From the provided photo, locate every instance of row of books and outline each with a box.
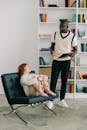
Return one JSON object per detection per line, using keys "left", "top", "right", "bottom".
{"left": 76, "top": 71, "right": 87, "bottom": 79}
{"left": 78, "top": 14, "right": 85, "bottom": 23}
{"left": 39, "top": 56, "right": 46, "bottom": 65}
{"left": 65, "top": 0, "right": 71, "bottom": 7}
{"left": 40, "top": 48, "right": 50, "bottom": 51}
{"left": 66, "top": 83, "right": 87, "bottom": 93}
{"left": 72, "top": 14, "right": 85, "bottom": 23}
{"left": 81, "top": 43, "right": 87, "bottom": 52}
{"left": 66, "top": 84, "right": 74, "bottom": 93}
{"left": 78, "top": 0, "right": 87, "bottom": 8}
{"left": 68, "top": 69, "right": 74, "bottom": 79}
{"left": 39, "top": 0, "right": 87, "bottom": 8}
{"left": 39, "top": 0, "right": 45, "bottom": 7}
{"left": 39, "top": 13, "right": 85, "bottom": 23}
{"left": 39, "top": 13, "right": 47, "bottom": 22}
{"left": 77, "top": 29, "right": 85, "bottom": 37}
{"left": 39, "top": 0, "right": 76, "bottom": 8}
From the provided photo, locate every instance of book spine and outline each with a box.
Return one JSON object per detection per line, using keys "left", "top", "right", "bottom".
{"left": 78, "top": 71, "right": 83, "bottom": 79}
{"left": 42, "top": 0, "right": 45, "bottom": 7}
{"left": 39, "top": 0, "right": 42, "bottom": 7}
{"left": 83, "top": 0, "right": 86, "bottom": 7}
{"left": 78, "top": 14, "right": 80, "bottom": 23}
{"left": 65, "top": 0, "right": 68, "bottom": 7}
{"left": 68, "top": 0, "right": 71, "bottom": 7}
{"left": 78, "top": 0, "right": 80, "bottom": 7}
{"left": 80, "top": 14, "right": 83, "bottom": 23}
{"left": 43, "top": 13, "right": 47, "bottom": 22}
{"left": 70, "top": 84, "right": 74, "bottom": 93}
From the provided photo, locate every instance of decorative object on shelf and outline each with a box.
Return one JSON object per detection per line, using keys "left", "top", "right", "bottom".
{"left": 48, "top": 4, "right": 58, "bottom": 7}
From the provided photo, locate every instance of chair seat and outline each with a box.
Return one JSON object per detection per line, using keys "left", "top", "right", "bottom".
{"left": 10, "top": 93, "right": 58, "bottom": 105}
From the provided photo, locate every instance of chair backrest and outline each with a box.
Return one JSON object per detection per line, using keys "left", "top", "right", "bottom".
{"left": 1, "top": 73, "right": 26, "bottom": 104}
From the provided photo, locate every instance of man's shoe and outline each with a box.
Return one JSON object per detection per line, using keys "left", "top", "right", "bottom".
{"left": 58, "top": 99, "right": 68, "bottom": 108}
{"left": 45, "top": 101, "right": 54, "bottom": 110}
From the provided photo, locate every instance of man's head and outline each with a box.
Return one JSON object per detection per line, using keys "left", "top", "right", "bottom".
{"left": 60, "top": 19, "right": 69, "bottom": 33}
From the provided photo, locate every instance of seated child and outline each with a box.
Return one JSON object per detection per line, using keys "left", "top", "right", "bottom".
{"left": 18, "top": 63, "right": 56, "bottom": 97}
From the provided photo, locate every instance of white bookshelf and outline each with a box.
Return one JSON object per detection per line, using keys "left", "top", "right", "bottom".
{"left": 38, "top": 0, "right": 87, "bottom": 98}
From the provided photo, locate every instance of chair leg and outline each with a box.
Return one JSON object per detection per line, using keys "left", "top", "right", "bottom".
{"left": 10, "top": 105, "right": 28, "bottom": 125}
{"left": 4, "top": 105, "right": 47, "bottom": 126}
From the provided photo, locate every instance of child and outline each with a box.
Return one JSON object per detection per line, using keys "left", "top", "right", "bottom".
{"left": 18, "top": 63, "right": 56, "bottom": 97}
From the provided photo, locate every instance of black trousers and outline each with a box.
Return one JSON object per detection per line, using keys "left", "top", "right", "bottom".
{"left": 50, "top": 60, "right": 71, "bottom": 100}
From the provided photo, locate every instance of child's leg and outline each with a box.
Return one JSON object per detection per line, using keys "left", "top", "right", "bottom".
{"left": 33, "top": 82, "right": 48, "bottom": 97}
{"left": 43, "top": 82, "right": 56, "bottom": 96}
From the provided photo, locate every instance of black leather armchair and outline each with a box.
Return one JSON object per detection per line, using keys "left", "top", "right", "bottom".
{"left": 1, "top": 72, "right": 58, "bottom": 125}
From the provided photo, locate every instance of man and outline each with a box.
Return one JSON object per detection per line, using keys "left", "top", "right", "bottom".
{"left": 47, "top": 19, "right": 77, "bottom": 109}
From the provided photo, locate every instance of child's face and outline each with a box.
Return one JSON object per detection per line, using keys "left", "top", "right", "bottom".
{"left": 24, "top": 64, "right": 31, "bottom": 73}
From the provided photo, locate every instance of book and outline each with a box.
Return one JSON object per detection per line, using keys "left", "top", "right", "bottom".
{"left": 39, "top": 56, "right": 46, "bottom": 65}
{"left": 71, "top": 0, "right": 76, "bottom": 7}
{"left": 42, "top": 0, "right": 45, "bottom": 7}
{"left": 43, "top": 13, "right": 47, "bottom": 22}
{"left": 78, "top": 0, "right": 80, "bottom": 7}
{"left": 65, "top": 0, "right": 68, "bottom": 7}
{"left": 39, "top": 0, "right": 42, "bottom": 7}
{"left": 78, "top": 71, "right": 83, "bottom": 79}
{"left": 70, "top": 84, "right": 74, "bottom": 93}
{"left": 68, "top": 0, "right": 71, "bottom": 7}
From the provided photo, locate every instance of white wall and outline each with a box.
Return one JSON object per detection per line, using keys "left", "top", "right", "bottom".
{"left": 0, "top": 0, "right": 38, "bottom": 93}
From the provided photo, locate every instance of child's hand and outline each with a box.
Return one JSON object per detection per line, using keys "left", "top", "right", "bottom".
{"left": 38, "top": 75, "right": 48, "bottom": 81}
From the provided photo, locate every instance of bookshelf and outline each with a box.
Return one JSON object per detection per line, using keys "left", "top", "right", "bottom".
{"left": 75, "top": 0, "right": 87, "bottom": 98}
{"left": 38, "top": 0, "right": 87, "bottom": 98}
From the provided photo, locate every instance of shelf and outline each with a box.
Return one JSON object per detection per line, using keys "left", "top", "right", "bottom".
{"left": 78, "top": 8, "right": 87, "bottom": 10}
{"left": 76, "top": 79, "right": 87, "bottom": 82}
{"left": 39, "top": 7, "right": 76, "bottom": 10}
{"left": 66, "top": 93, "right": 87, "bottom": 99}
{"left": 39, "top": 22, "right": 76, "bottom": 25}
{"left": 76, "top": 65, "right": 87, "bottom": 68}
{"left": 39, "top": 65, "right": 51, "bottom": 68}
{"left": 78, "top": 23, "right": 87, "bottom": 25}
{"left": 39, "top": 33, "right": 51, "bottom": 39}
{"left": 74, "top": 93, "right": 87, "bottom": 98}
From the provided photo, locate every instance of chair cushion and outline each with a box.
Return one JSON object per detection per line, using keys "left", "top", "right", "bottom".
{"left": 11, "top": 93, "right": 59, "bottom": 104}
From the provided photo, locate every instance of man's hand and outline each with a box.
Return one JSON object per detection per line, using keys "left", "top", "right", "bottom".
{"left": 69, "top": 46, "right": 77, "bottom": 57}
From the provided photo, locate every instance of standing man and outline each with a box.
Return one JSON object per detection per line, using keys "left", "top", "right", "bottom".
{"left": 47, "top": 19, "right": 77, "bottom": 109}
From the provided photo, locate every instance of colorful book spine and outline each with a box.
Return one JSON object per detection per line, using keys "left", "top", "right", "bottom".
{"left": 42, "top": 0, "right": 45, "bottom": 7}
{"left": 39, "top": 0, "right": 42, "bottom": 7}
{"left": 78, "top": 14, "right": 80, "bottom": 23}
{"left": 43, "top": 13, "right": 47, "bottom": 22}
{"left": 78, "top": 0, "right": 80, "bottom": 7}
{"left": 70, "top": 84, "right": 74, "bottom": 93}
{"left": 68, "top": 0, "right": 71, "bottom": 7}
{"left": 78, "top": 71, "right": 83, "bottom": 79}
{"left": 65, "top": 0, "right": 68, "bottom": 7}
{"left": 39, "top": 13, "right": 43, "bottom": 22}
{"left": 83, "top": 0, "right": 86, "bottom": 7}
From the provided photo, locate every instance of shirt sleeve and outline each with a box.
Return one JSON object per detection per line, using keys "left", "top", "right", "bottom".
{"left": 51, "top": 32, "right": 55, "bottom": 42}
{"left": 20, "top": 74, "right": 38, "bottom": 86}
{"left": 72, "top": 36, "right": 77, "bottom": 47}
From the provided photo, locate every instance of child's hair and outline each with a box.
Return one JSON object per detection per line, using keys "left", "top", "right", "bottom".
{"left": 18, "top": 63, "right": 27, "bottom": 75}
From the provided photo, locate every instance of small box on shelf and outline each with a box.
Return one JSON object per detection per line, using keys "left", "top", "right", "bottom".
{"left": 39, "top": 67, "right": 51, "bottom": 77}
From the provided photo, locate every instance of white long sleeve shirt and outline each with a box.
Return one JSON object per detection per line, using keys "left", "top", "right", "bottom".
{"left": 20, "top": 73, "right": 38, "bottom": 96}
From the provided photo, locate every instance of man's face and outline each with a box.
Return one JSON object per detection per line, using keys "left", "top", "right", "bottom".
{"left": 60, "top": 22, "right": 68, "bottom": 33}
